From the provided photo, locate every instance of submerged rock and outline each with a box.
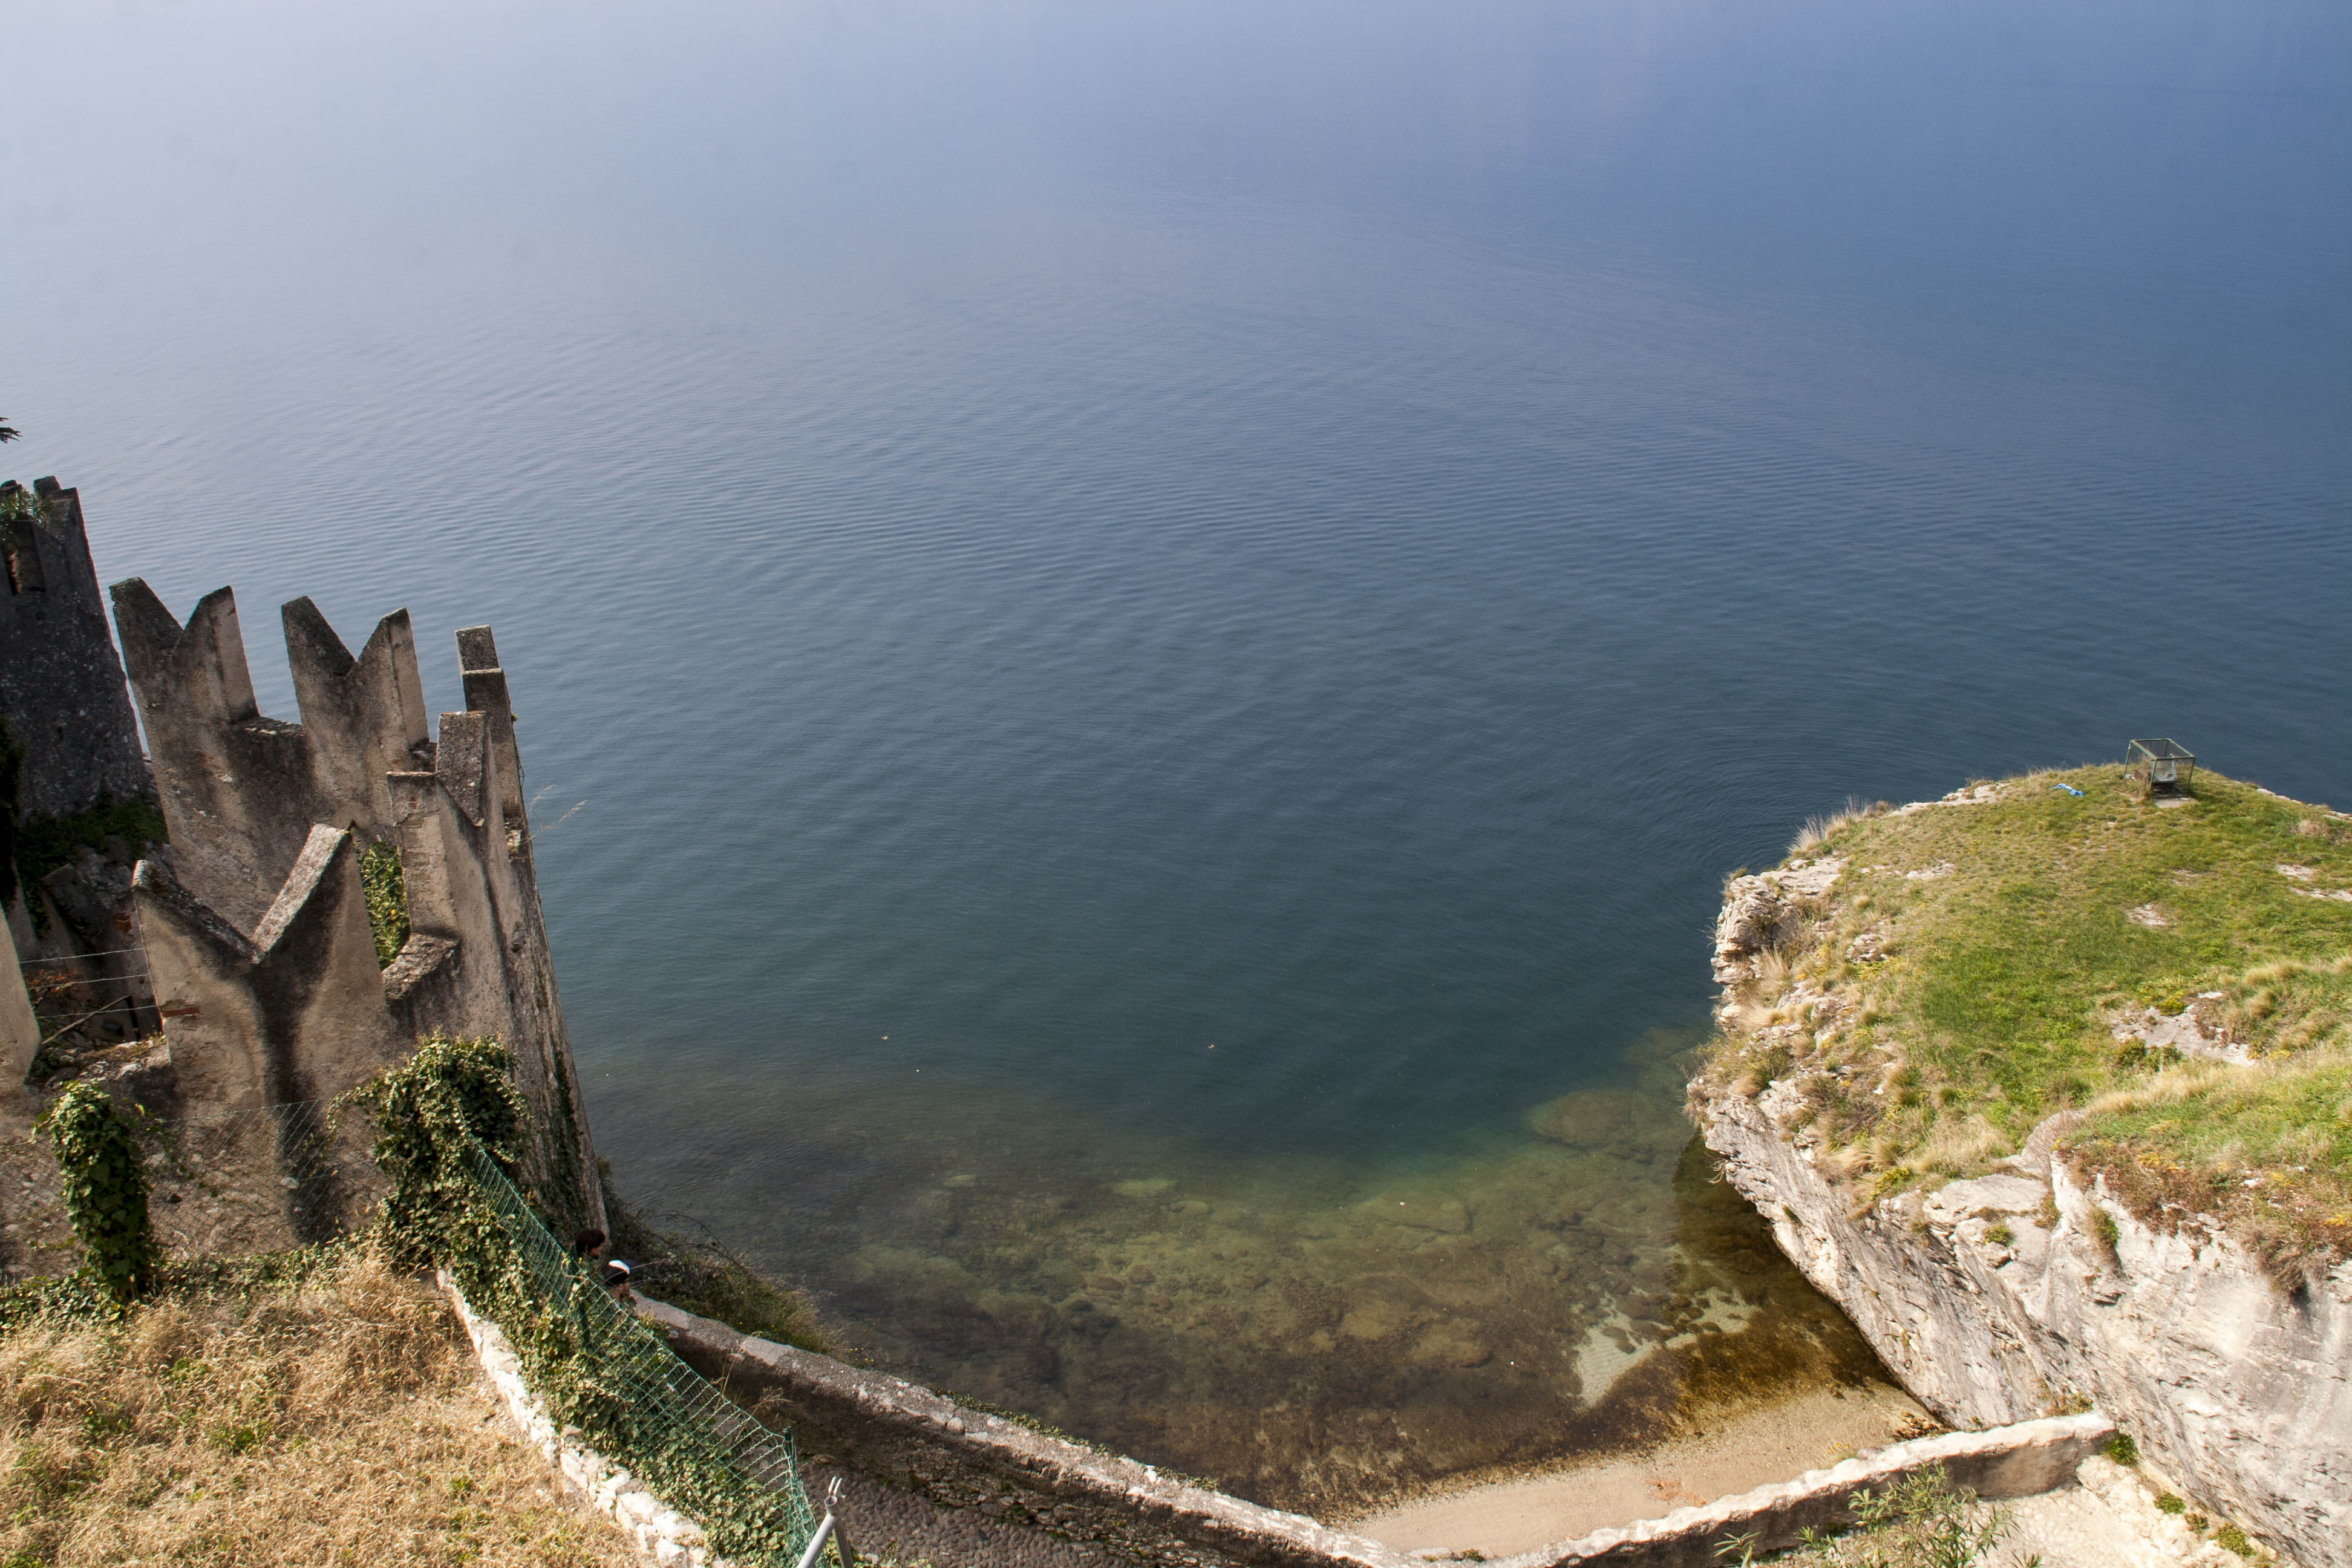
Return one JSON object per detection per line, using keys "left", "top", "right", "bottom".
{"left": 749, "top": 1036, "right": 1906, "bottom": 1517}
{"left": 1358, "top": 1194, "right": 1472, "bottom": 1233}
{"left": 1109, "top": 1177, "right": 1174, "bottom": 1199}
{"left": 1526, "top": 1088, "right": 1685, "bottom": 1158}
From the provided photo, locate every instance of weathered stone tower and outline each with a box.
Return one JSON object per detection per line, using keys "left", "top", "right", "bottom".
{"left": 0, "top": 479, "right": 154, "bottom": 820}
{"left": 108, "top": 579, "right": 604, "bottom": 1232}
{"left": 1, "top": 478, "right": 160, "bottom": 1097}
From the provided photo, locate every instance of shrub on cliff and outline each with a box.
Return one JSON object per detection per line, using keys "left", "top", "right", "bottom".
{"left": 1775, "top": 1465, "right": 2013, "bottom": 1568}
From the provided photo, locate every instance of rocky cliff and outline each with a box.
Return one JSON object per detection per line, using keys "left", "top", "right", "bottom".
{"left": 1691, "top": 779, "right": 2351, "bottom": 1568}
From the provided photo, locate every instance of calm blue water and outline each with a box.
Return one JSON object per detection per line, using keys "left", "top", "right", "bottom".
{"left": 7, "top": 0, "right": 2350, "bottom": 1507}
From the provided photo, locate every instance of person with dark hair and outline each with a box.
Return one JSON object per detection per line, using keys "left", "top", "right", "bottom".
{"left": 572, "top": 1227, "right": 607, "bottom": 1259}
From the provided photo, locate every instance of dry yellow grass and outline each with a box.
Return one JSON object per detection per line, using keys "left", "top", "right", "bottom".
{"left": 0, "top": 1252, "right": 635, "bottom": 1567}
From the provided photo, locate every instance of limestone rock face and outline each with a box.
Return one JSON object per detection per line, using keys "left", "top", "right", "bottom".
{"left": 1712, "top": 858, "right": 1843, "bottom": 985}
{"left": 1695, "top": 1030, "right": 2352, "bottom": 1568}
{"left": 1697, "top": 785, "right": 2352, "bottom": 1568}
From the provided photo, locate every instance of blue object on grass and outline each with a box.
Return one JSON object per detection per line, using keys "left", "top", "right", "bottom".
{"left": 2052, "top": 782, "right": 2083, "bottom": 796}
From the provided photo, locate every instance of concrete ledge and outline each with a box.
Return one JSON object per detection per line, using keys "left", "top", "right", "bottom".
{"left": 638, "top": 1297, "right": 2108, "bottom": 1568}
{"left": 1497, "top": 1415, "right": 2115, "bottom": 1568}
{"left": 638, "top": 1295, "right": 1416, "bottom": 1568}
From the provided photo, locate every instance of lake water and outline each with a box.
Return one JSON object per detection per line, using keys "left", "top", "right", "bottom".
{"left": 7, "top": 0, "right": 2350, "bottom": 1514}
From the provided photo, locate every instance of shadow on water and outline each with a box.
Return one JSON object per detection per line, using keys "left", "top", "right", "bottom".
{"left": 636, "top": 1030, "right": 1900, "bottom": 1516}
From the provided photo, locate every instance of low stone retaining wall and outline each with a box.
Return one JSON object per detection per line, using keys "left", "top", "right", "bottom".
{"left": 1492, "top": 1416, "right": 2114, "bottom": 1568}
{"left": 639, "top": 1296, "right": 1407, "bottom": 1568}
{"left": 439, "top": 1273, "right": 723, "bottom": 1567}
{"left": 638, "top": 1296, "right": 2109, "bottom": 1568}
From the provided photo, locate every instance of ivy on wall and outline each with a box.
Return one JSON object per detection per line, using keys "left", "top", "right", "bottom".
{"left": 343, "top": 1033, "right": 529, "bottom": 1267}
{"left": 343, "top": 1036, "right": 819, "bottom": 1566}
{"left": 359, "top": 839, "right": 411, "bottom": 969}
{"left": 6, "top": 1039, "right": 820, "bottom": 1563}
{"left": 40, "top": 1082, "right": 157, "bottom": 1310}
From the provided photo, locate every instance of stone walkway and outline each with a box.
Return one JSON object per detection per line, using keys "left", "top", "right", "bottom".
{"left": 1351, "top": 1382, "right": 1931, "bottom": 1557}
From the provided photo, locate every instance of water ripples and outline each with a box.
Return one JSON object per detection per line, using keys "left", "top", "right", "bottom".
{"left": 8, "top": 0, "right": 2349, "bottom": 1504}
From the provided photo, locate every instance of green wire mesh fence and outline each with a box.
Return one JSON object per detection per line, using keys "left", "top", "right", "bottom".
{"left": 455, "top": 1137, "right": 823, "bottom": 1563}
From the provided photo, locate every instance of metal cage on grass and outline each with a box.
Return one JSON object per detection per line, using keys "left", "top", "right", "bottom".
{"left": 2127, "top": 737, "right": 2195, "bottom": 789}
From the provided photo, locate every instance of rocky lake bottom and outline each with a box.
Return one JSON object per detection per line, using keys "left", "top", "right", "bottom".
{"left": 703, "top": 1038, "right": 1909, "bottom": 1515}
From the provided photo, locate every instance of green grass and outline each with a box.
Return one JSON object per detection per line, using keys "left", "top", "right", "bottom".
{"left": 1705, "top": 765, "right": 2352, "bottom": 1277}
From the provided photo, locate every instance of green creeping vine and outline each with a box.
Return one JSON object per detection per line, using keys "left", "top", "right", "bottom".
{"left": 360, "top": 838, "right": 410, "bottom": 969}
{"left": 8, "top": 1038, "right": 818, "bottom": 1563}
{"left": 345, "top": 1035, "right": 819, "bottom": 1566}
{"left": 39, "top": 1082, "right": 157, "bottom": 1311}
{"left": 344, "top": 1032, "right": 531, "bottom": 1270}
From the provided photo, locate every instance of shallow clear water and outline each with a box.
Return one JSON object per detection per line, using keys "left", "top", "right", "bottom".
{"left": 6, "top": 0, "right": 2350, "bottom": 1511}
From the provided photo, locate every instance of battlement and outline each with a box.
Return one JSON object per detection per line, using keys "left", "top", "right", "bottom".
{"left": 7, "top": 486, "right": 601, "bottom": 1230}
{"left": 135, "top": 825, "right": 405, "bottom": 1118}
{"left": 282, "top": 595, "right": 433, "bottom": 831}
{"left": 109, "top": 581, "right": 473, "bottom": 932}
{"left": 100, "top": 572, "right": 600, "bottom": 1232}
{"left": 454, "top": 624, "right": 524, "bottom": 824}
{"left": 113, "top": 582, "right": 263, "bottom": 729}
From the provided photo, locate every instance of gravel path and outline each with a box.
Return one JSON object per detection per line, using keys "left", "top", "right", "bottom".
{"left": 806, "top": 1466, "right": 1132, "bottom": 1568}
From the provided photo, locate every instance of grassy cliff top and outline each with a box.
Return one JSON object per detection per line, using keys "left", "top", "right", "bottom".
{"left": 1700, "top": 763, "right": 2352, "bottom": 1281}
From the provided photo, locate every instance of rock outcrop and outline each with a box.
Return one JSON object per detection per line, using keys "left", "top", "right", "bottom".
{"left": 1695, "top": 846, "right": 2352, "bottom": 1568}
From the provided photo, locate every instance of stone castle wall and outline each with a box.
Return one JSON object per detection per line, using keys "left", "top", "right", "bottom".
{"left": 108, "top": 575, "right": 604, "bottom": 1233}
{"left": 0, "top": 479, "right": 154, "bottom": 819}
{"left": 0, "top": 473, "right": 601, "bottom": 1249}
{"left": 0, "top": 479, "right": 158, "bottom": 1109}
